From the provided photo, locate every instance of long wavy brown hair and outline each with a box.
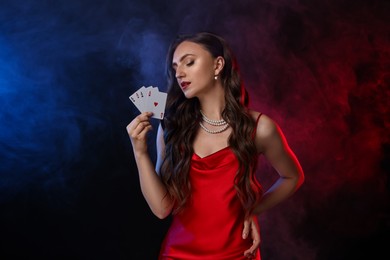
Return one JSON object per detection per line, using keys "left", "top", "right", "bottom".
{"left": 160, "top": 32, "right": 263, "bottom": 218}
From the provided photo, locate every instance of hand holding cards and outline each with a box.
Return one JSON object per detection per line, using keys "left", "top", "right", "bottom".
{"left": 129, "top": 86, "right": 167, "bottom": 120}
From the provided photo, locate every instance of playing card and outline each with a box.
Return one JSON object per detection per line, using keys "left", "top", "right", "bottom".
{"left": 148, "top": 90, "right": 167, "bottom": 120}
{"left": 144, "top": 86, "right": 158, "bottom": 112}
{"left": 129, "top": 85, "right": 167, "bottom": 120}
{"left": 129, "top": 86, "right": 146, "bottom": 112}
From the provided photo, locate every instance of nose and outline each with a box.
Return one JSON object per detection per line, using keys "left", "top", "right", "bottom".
{"left": 175, "top": 67, "right": 185, "bottom": 79}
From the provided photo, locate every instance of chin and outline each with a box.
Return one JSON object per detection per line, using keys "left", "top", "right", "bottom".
{"left": 183, "top": 90, "right": 195, "bottom": 99}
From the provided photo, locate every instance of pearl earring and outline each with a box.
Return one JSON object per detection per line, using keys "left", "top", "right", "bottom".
{"left": 214, "top": 75, "right": 218, "bottom": 80}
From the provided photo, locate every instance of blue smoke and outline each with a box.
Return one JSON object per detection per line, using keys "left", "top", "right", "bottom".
{"left": 0, "top": 3, "right": 96, "bottom": 202}
{"left": 0, "top": 1, "right": 169, "bottom": 257}
{"left": 0, "top": 0, "right": 170, "bottom": 202}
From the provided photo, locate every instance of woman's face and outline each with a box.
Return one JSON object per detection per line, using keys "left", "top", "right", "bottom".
{"left": 172, "top": 41, "right": 217, "bottom": 99}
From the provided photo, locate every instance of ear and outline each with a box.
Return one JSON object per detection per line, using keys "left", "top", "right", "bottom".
{"left": 214, "top": 56, "right": 225, "bottom": 76}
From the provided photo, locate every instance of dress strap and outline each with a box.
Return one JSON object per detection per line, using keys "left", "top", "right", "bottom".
{"left": 251, "top": 112, "right": 263, "bottom": 139}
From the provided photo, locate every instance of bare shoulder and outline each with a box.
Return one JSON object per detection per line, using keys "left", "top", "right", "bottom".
{"left": 249, "top": 110, "right": 281, "bottom": 153}
{"left": 249, "top": 110, "right": 278, "bottom": 137}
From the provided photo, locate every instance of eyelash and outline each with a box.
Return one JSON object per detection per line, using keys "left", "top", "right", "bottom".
{"left": 172, "top": 60, "right": 194, "bottom": 71}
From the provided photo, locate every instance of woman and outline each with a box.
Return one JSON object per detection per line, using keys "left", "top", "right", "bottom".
{"left": 127, "top": 32, "right": 304, "bottom": 259}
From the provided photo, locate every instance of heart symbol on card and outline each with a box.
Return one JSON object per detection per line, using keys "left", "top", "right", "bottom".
{"left": 154, "top": 102, "right": 158, "bottom": 107}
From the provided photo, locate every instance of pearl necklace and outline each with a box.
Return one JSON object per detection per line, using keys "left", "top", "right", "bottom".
{"left": 200, "top": 110, "right": 227, "bottom": 126}
{"left": 199, "top": 121, "right": 229, "bottom": 134}
{"left": 199, "top": 110, "right": 229, "bottom": 134}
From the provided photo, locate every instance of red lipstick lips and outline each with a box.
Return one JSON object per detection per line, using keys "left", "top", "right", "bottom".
{"left": 180, "top": 81, "right": 190, "bottom": 90}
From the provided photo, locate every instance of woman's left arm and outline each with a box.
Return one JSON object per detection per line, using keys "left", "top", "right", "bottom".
{"left": 253, "top": 113, "right": 305, "bottom": 215}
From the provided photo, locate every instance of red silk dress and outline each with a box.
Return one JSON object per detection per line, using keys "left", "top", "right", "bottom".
{"left": 159, "top": 115, "right": 262, "bottom": 260}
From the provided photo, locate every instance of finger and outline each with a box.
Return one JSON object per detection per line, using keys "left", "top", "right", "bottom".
{"left": 127, "top": 113, "right": 153, "bottom": 135}
{"left": 251, "top": 236, "right": 260, "bottom": 248}
{"left": 242, "top": 218, "right": 250, "bottom": 239}
{"left": 132, "top": 122, "right": 152, "bottom": 139}
{"left": 127, "top": 119, "right": 150, "bottom": 134}
{"left": 243, "top": 217, "right": 261, "bottom": 258}
{"left": 243, "top": 238, "right": 259, "bottom": 256}
{"left": 245, "top": 240, "right": 259, "bottom": 253}
{"left": 251, "top": 230, "right": 260, "bottom": 243}
{"left": 138, "top": 111, "right": 153, "bottom": 121}
{"left": 250, "top": 219, "right": 261, "bottom": 244}
{"left": 243, "top": 248, "right": 257, "bottom": 259}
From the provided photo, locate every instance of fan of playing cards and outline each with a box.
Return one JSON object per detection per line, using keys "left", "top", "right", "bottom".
{"left": 129, "top": 86, "right": 168, "bottom": 120}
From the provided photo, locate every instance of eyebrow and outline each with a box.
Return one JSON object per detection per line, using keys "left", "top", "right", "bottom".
{"left": 172, "top": 54, "right": 195, "bottom": 67}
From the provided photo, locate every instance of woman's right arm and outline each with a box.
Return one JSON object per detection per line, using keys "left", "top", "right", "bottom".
{"left": 126, "top": 112, "right": 173, "bottom": 219}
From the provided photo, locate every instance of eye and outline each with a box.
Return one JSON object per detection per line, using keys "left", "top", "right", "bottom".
{"left": 186, "top": 60, "right": 194, "bottom": 66}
